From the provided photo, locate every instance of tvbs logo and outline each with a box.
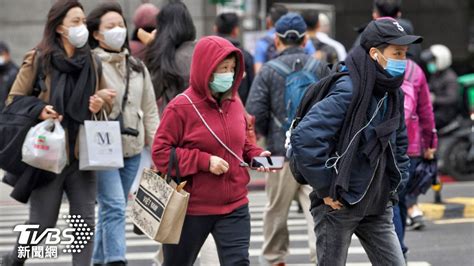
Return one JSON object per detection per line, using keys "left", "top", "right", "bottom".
{"left": 13, "top": 215, "right": 94, "bottom": 258}
{"left": 14, "top": 225, "right": 74, "bottom": 245}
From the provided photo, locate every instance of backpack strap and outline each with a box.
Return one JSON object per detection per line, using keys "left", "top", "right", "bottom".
{"left": 266, "top": 60, "right": 290, "bottom": 129}
{"left": 93, "top": 54, "right": 103, "bottom": 82}
{"left": 292, "top": 68, "right": 349, "bottom": 130}
{"left": 302, "top": 57, "right": 320, "bottom": 73}
{"left": 31, "top": 49, "right": 47, "bottom": 97}
{"left": 266, "top": 60, "right": 292, "bottom": 78}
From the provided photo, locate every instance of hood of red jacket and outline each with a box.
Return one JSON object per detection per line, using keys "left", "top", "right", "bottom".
{"left": 189, "top": 36, "right": 244, "bottom": 102}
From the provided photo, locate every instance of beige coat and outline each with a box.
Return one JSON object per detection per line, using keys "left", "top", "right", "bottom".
{"left": 93, "top": 47, "right": 159, "bottom": 157}
{"left": 7, "top": 49, "right": 112, "bottom": 159}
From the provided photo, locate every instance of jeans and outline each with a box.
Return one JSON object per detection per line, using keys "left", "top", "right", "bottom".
{"left": 393, "top": 157, "right": 422, "bottom": 255}
{"left": 92, "top": 154, "right": 141, "bottom": 264}
{"left": 312, "top": 202, "right": 405, "bottom": 266}
{"left": 404, "top": 157, "right": 423, "bottom": 207}
{"left": 162, "top": 204, "right": 251, "bottom": 266}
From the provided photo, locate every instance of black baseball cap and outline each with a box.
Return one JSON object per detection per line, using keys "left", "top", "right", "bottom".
{"left": 0, "top": 42, "right": 9, "bottom": 53}
{"left": 360, "top": 18, "right": 423, "bottom": 51}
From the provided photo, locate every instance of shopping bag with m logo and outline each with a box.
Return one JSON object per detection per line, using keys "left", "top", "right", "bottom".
{"left": 79, "top": 112, "right": 124, "bottom": 170}
{"left": 130, "top": 148, "right": 189, "bottom": 244}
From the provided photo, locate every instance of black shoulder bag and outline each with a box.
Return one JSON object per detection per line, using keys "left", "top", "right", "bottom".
{"left": 117, "top": 55, "right": 139, "bottom": 137}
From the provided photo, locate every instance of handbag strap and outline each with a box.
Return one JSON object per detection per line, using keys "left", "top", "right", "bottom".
{"left": 167, "top": 147, "right": 181, "bottom": 184}
{"left": 121, "top": 55, "right": 131, "bottom": 112}
{"left": 91, "top": 109, "right": 109, "bottom": 121}
{"left": 179, "top": 93, "right": 249, "bottom": 167}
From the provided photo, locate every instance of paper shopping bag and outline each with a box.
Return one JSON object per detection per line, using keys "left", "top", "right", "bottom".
{"left": 79, "top": 119, "right": 124, "bottom": 170}
{"left": 130, "top": 148, "right": 189, "bottom": 244}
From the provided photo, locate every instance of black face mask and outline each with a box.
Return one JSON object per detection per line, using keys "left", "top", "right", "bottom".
{"left": 0, "top": 63, "right": 9, "bottom": 72}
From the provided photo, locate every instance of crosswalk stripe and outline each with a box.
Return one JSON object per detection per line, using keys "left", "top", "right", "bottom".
{"left": 2, "top": 223, "right": 311, "bottom": 232}
{"left": 289, "top": 264, "right": 431, "bottom": 266}
{"left": 0, "top": 224, "right": 315, "bottom": 236}
{"left": 248, "top": 247, "right": 366, "bottom": 256}
{"left": 0, "top": 212, "right": 305, "bottom": 223}
{"left": 0, "top": 246, "right": 365, "bottom": 257}
{"left": 0, "top": 229, "right": 13, "bottom": 235}
{"left": 0, "top": 217, "right": 310, "bottom": 227}
{"left": 0, "top": 237, "right": 16, "bottom": 243}
{"left": 251, "top": 224, "right": 309, "bottom": 233}
{"left": 13, "top": 252, "right": 157, "bottom": 264}
{"left": 251, "top": 219, "right": 307, "bottom": 227}
{"left": 0, "top": 234, "right": 361, "bottom": 247}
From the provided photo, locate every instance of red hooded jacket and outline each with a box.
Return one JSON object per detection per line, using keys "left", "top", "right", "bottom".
{"left": 152, "top": 36, "right": 264, "bottom": 215}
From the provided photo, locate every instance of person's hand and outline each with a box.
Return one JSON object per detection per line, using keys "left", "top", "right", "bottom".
{"left": 209, "top": 155, "right": 229, "bottom": 175}
{"left": 89, "top": 95, "right": 105, "bottom": 114}
{"left": 95, "top": 89, "right": 117, "bottom": 105}
{"left": 255, "top": 151, "right": 277, "bottom": 173}
{"left": 323, "top": 197, "right": 344, "bottom": 210}
{"left": 39, "top": 105, "right": 63, "bottom": 121}
{"left": 137, "top": 28, "right": 156, "bottom": 45}
{"left": 424, "top": 148, "right": 436, "bottom": 160}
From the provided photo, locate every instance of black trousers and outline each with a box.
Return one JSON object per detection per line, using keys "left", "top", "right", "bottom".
{"left": 12, "top": 161, "right": 96, "bottom": 266}
{"left": 162, "top": 204, "right": 251, "bottom": 266}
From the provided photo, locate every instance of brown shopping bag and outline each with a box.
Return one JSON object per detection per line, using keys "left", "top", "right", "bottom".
{"left": 130, "top": 148, "right": 189, "bottom": 244}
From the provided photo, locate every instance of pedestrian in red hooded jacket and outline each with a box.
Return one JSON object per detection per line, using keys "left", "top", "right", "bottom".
{"left": 152, "top": 36, "right": 270, "bottom": 266}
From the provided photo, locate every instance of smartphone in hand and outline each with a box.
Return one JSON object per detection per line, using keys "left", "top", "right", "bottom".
{"left": 250, "top": 156, "right": 285, "bottom": 170}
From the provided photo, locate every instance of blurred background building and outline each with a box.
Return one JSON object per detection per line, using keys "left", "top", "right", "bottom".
{"left": 0, "top": 0, "right": 217, "bottom": 63}
{"left": 0, "top": 0, "right": 473, "bottom": 74}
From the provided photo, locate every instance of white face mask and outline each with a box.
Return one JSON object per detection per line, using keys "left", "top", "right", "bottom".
{"left": 66, "top": 24, "right": 89, "bottom": 48}
{"left": 101, "top": 26, "right": 127, "bottom": 51}
{"left": 0, "top": 56, "right": 5, "bottom": 66}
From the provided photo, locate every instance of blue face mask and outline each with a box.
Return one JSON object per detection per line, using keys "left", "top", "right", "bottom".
{"left": 209, "top": 72, "right": 234, "bottom": 93}
{"left": 377, "top": 52, "right": 407, "bottom": 77}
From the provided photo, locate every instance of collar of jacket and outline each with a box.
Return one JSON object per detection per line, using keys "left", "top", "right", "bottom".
{"left": 279, "top": 46, "right": 306, "bottom": 57}
{"left": 0, "top": 62, "right": 17, "bottom": 73}
{"left": 93, "top": 47, "right": 129, "bottom": 64}
{"left": 216, "top": 34, "right": 241, "bottom": 47}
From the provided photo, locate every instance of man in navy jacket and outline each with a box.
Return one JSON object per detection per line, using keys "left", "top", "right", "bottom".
{"left": 291, "top": 18, "right": 420, "bottom": 265}
{"left": 247, "top": 13, "right": 329, "bottom": 265}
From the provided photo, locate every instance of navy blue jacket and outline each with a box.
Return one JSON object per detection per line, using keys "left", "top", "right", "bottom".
{"left": 291, "top": 74, "right": 410, "bottom": 205}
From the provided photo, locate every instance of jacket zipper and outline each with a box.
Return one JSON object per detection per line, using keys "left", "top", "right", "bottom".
{"left": 218, "top": 105, "right": 231, "bottom": 203}
{"left": 348, "top": 93, "right": 389, "bottom": 205}
{"left": 349, "top": 158, "right": 380, "bottom": 205}
{"left": 388, "top": 141, "right": 403, "bottom": 195}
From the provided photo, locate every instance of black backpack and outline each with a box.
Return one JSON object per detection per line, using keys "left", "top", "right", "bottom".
{"left": 310, "top": 37, "right": 339, "bottom": 65}
{"left": 287, "top": 63, "right": 349, "bottom": 184}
